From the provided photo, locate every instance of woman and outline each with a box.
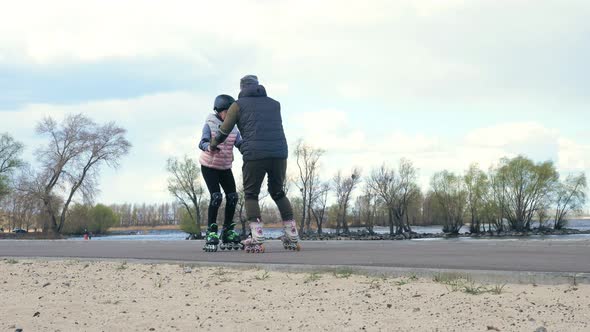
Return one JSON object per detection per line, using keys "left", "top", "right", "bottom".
{"left": 198, "top": 94, "right": 242, "bottom": 252}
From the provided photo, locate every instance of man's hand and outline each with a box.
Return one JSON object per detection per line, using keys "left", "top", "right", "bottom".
{"left": 208, "top": 145, "right": 220, "bottom": 152}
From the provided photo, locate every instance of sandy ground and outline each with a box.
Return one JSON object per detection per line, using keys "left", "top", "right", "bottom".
{"left": 1, "top": 259, "right": 589, "bottom": 332}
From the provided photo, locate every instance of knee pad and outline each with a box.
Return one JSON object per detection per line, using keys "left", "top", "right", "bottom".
{"left": 271, "top": 190, "right": 286, "bottom": 201}
{"left": 209, "top": 192, "right": 223, "bottom": 207}
{"left": 226, "top": 192, "right": 239, "bottom": 206}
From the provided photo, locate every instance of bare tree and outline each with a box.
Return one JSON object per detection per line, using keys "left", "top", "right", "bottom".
{"left": 167, "top": 155, "right": 206, "bottom": 239}
{"left": 311, "top": 182, "right": 330, "bottom": 234}
{"left": 359, "top": 183, "right": 378, "bottom": 234}
{"left": 368, "top": 159, "right": 419, "bottom": 235}
{"left": 333, "top": 172, "right": 345, "bottom": 234}
{"left": 0, "top": 133, "right": 24, "bottom": 199}
{"left": 294, "top": 140, "right": 324, "bottom": 234}
{"left": 397, "top": 159, "right": 420, "bottom": 233}
{"left": 34, "top": 114, "right": 131, "bottom": 233}
{"left": 236, "top": 181, "right": 248, "bottom": 236}
{"left": 369, "top": 165, "right": 400, "bottom": 235}
{"left": 554, "top": 173, "right": 587, "bottom": 229}
{"left": 487, "top": 167, "right": 508, "bottom": 232}
{"left": 492, "top": 156, "right": 558, "bottom": 231}
{"left": 431, "top": 170, "right": 467, "bottom": 234}
{"left": 5, "top": 171, "right": 43, "bottom": 231}
{"left": 464, "top": 163, "right": 489, "bottom": 233}
{"left": 333, "top": 168, "right": 361, "bottom": 235}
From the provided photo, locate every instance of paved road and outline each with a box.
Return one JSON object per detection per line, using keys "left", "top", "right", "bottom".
{"left": 2, "top": 238, "right": 590, "bottom": 273}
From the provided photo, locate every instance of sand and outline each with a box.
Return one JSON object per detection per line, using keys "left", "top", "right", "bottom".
{"left": 1, "top": 259, "right": 589, "bottom": 332}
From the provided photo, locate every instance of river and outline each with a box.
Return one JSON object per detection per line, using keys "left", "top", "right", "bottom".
{"left": 70, "top": 219, "right": 590, "bottom": 241}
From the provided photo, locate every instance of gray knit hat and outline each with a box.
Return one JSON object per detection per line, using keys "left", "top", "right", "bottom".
{"left": 240, "top": 75, "right": 259, "bottom": 89}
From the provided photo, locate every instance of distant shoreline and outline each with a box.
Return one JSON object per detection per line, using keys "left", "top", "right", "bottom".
{"left": 2, "top": 218, "right": 588, "bottom": 240}
{"left": 108, "top": 222, "right": 289, "bottom": 233}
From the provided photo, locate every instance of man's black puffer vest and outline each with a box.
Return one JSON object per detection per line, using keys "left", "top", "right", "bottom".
{"left": 236, "top": 85, "right": 288, "bottom": 161}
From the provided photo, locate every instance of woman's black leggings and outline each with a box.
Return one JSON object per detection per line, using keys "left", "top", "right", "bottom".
{"left": 201, "top": 165, "right": 238, "bottom": 229}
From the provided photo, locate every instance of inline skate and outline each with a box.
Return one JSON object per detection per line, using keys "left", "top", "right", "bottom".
{"left": 280, "top": 219, "right": 301, "bottom": 251}
{"left": 242, "top": 219, "right": 265, "bottom": 253}
{"left": 219, "top": 223, "right": 244, "bottom": 251}
{"left": 203, "top": 223, "right": 220, "bottom": 252}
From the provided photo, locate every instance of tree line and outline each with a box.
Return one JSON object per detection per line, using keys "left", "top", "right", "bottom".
{"left": 165, "top": 140, "right": 587, "bottom": 237}
{"left": 1, "top": 115, "right": 587, "bottom": 236}
{"left": 291, "top": 141, "right": 587, "bottom": 235}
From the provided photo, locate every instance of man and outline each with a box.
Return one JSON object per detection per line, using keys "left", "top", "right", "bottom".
{"left": 210, "top": 75, "right": 300, "bottom": 253}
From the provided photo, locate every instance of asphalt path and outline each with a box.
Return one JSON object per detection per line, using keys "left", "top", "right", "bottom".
{"left": 1, "top": 238, "right": 590, "bottom": 273}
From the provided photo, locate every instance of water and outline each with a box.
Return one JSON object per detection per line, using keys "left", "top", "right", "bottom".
{"left": 78, "top": 229, "right": 188, "bottom": 241}
{"left": 558, "top": 219, "right": 590, "bottom": 231}
{"left": 71, "top": 219, "right": 590, "bottom": 241}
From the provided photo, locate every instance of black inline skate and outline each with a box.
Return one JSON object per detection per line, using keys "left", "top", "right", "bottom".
{"left": 219, "top": 223, "right": 244, "bottom": 251}
{"left": 203, "top": 223, "right": 220, "bottom": 252}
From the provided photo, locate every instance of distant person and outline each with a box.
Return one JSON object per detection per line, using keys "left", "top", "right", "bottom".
{"left": 198, "top": 94, "right": 243, "bottom": 252}
{"left": 210, "top": 75, "right": 300, "bottom": 253}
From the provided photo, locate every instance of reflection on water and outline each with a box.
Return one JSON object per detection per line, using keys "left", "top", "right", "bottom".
{"left": 71, "top": 219, "right": 590, "bottom": 241}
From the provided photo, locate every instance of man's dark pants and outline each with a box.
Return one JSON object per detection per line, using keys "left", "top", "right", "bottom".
{"left": 242, "top": 158, "right": 294, "bottom": 222}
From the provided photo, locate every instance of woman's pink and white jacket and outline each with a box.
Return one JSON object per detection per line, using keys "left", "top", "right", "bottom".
{"left": 198, "top": 113, "right": 242, "bottom": 170}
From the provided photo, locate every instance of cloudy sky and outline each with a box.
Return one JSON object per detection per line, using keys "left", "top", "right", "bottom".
{"left": 1, "top": 0, "right": 589, "bottom": 209}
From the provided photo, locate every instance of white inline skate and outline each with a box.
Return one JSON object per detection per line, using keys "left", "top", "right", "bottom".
{"left": 241, "top": 219, "right": 265, "bottom": 253}
{"left": 280, "top": 220, "right": 301, "bottom": 251}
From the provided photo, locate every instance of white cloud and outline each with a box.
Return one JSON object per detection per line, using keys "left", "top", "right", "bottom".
{"left": 465, "top": 122, "right": 559, "bottom": 148}
{"left": 293, "top": 118, "right": 589, "bottom": 199}
{"left": 559, "top": 138, "right": 590, "bottom": 172}
{"left": 2, "top": 0, "right": 589, "bottom": 207}
{"left": 300, "top": 110, "right": 348, "bottom": 129}
{"left": 463, "top": 122, "right": 561, "bottom": 165}
{"left": 297, "top": 109, "right": 440, "bottom": 155}
{"left": 3, "top": 0, "right": 588, "bottom": 104}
